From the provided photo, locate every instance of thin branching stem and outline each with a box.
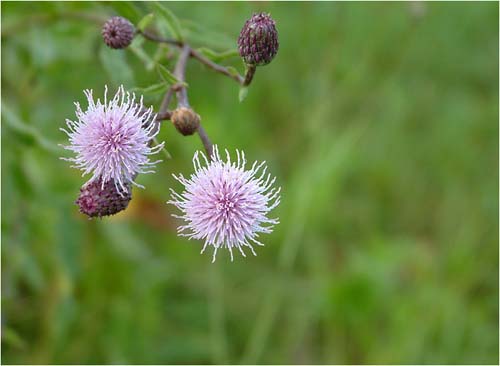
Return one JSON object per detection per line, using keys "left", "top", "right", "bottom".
{"left": 197, "top": 125, "right": 214, "bottom": 159}
{"left": 243, "top": 64, "right": 257, "bottom": 86}
{"left": 190, "top": 48, "right": 245, "bottom": 85}
{"left": 139, "top": 31, "right": 249, "bottom": 87}
{"left": 158, "top": 87, "right": 175, "bottom": 116}
{"left": 138, "top": 30, "right": 183, "bottom": 47}
{"left": 172, "top": 45, "right": 214, "bottom": 159}
{"left": 173, "top": 45, "right": 192, "bottom": 107}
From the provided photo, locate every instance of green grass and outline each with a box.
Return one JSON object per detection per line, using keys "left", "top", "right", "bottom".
{"left": 1, "top": 2, "right": 498, "bottom": 364}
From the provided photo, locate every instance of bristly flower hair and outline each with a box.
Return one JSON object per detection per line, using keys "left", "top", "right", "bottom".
{"left": 168, "top": 146, "right": 281, "bottom": 262}
{"left": 61, "top": 85, "right": 163, "bottom": 193}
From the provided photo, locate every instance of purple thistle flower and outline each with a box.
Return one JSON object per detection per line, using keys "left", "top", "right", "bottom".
{"left": 168, "top": 146, "right": 281, "bottom": 262}
{"left": 61, "top": 85, "right": 164, "bottom": 193}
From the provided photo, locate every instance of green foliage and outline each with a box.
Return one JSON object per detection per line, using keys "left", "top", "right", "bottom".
{"left": 238, "top": 86, "right": 249, "bottom": 103}
{"left": 129, "top": 82, "right": 169, "bottom": 97}
{"left": 106, "top": 2, "right": 142, "bottom": 23}
{"left": 137, "top": 13, "right": 154, "bottom": 33}
{"left": 128, "top": 37, "right": 156, "bottom": 71}
{"left": 98, "top": 44, "right": 135, "bottom": 88}
{"left": 1, "top": 2, "right": 498, "bottom": 365}
{"left": 155, "top": 63, "right": 181, "bottom": 85}
{"left": 151, "top": 2, "right": 183, "bottom": 42}
{"left": 196, "top": 47, "right": 239, "bottom": 63}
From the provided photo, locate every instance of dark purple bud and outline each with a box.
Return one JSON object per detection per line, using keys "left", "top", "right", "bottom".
{"left": 76, "top": 179, "right": 132, "bottom": 218}
{"left": 238, "top": 13, "right": 279, "bottom": 66}
{"left": 102, "top": 16, "right": 135, "bottom": 49}
{"left": 237, "top": 12, "right": 279, "bottom": 66}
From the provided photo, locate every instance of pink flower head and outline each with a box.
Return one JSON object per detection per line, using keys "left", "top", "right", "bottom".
{"left": 61, "top": 85, "right": 163, "bottom": 192}
{"left": 168, "top": 146, "right": 281, "bottom": 262}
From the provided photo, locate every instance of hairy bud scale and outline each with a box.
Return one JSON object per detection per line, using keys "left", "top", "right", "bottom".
{"left": 238, "top": 13, "right": 279, "bottom": 66}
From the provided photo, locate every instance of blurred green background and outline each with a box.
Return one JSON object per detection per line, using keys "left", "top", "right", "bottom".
{"left": 1, "top": 2, "right": 498, "bottom": 364}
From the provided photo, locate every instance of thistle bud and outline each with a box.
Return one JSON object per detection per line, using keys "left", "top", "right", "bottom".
{"left": 102, "top": 16, "right": 135, "bottom": 49}
{"left": 238, "top": 13, "right": 279, "bottom": 66}
{"left": 171, "top": 107, "right": 201, "bottom": 136}
{"left": 76, "top": 179, "right": 132, "bottom": 218}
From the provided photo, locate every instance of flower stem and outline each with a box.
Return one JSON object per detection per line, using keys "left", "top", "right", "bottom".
{"left": 173, "top": 45, "right": 191, "bottom": 108}
{"left": 197, "top": 125, "right": 214, "bottom": 159}
{"left": 156, "top": 111, "right": 172, "bottom": 121}
{"left": 137, "top": 30, "right": 183, "bottom": 47}
{"left": 139, "top": 31, "right": 246, "bottom": 86}
{"left": 243, "top": 64, "right": 257, "bottom": 86}
{"left": 151, "top": 88, "right": 173, "bottom": 158}
{"left": 158, "top": 87, "right": 175, "bottom": 117}
{"left": 190, "top": 48, "right": 245, "bottom": 85}
{"left": 173, "top": 45, "right": 214, "bottom": 159}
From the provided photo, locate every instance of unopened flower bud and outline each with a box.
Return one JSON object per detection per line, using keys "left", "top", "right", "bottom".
{"left": 171, "top": 107, "right": 200, "bottom": 136}
{"left": 238, "top": 13, "right": 279, "bottom": 66}
{"left": 76, "top": 179, "right": 132, "bottom": 218}
{"left": 102, "top": 16, "right": 135, "bottom": 49}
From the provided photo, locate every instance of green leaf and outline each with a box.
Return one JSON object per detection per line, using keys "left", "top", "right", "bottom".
{"left": 156, "top": 63, "right": 179, "bottom": 84}
{"left": 196, "top": 47, "right": 239, "bottom": 62}
{"left": 132, "top": 35, "right": 145, "bottom": 47}
{"left": 226, "top": 66, "right": 240, "bottom": 78}
{"left": 1, "top": 327, "right": 27, "bottom": 350}
{"left": 153, "top": 44, "right": 170, "bottom": 64}
{"left": 2, "top": 102, "right": 59, "bottom": 154}
{"left": 181, "top": 18, "right": 234, "bottom": 50}
{"left": 137, "top": 13, "right": 155, "bottom": 32}
{"left": 130, "top": 82, "right": 169, "bottom": 96}
{"left": 239, "top": 87, "right": 249, "bottom": 102}
{"left": 152, "top": 2, "right": 183, "bottom": 41}
{"left": 129, "top": 38, "right": 155, "bottom": 71}
{"left": 107, "top": 2, "right": 142, "bottom": 23}
{"left": 98, "top": 45, "right": 135, "bottom": 88}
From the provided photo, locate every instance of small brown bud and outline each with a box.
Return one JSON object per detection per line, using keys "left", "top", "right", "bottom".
{"left": 171, "top": 107, "right": 201, "bottom": 136}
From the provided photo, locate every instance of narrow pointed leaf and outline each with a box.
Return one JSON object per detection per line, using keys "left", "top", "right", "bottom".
{"left": 107, "top": 2, "right": 142, "bottom": 23}
{"left": 99, "top": 45, "right": 135, "bottom": 87}
{"left": 239, "top": 87, "right": 249, "bottom": 102}
{"left": 196, "top": 47, "right": 239, "bottom": 62}
{"left": 130, "top": 82, "right": 169, "bottom": 96}
{"left": 129, "top": 38, "right": 155, "bottom": 70}
{"left": 156, "top": 63, "right": 179, "bottom": 84}
{"left": 137, "top": 13, "right": 155, "bottom": 32}
{"left": 227, "top": 66, "right": 240, "bottom": 78}
{"left": 152, "top": 2, "right": 183, "bottom": 41}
